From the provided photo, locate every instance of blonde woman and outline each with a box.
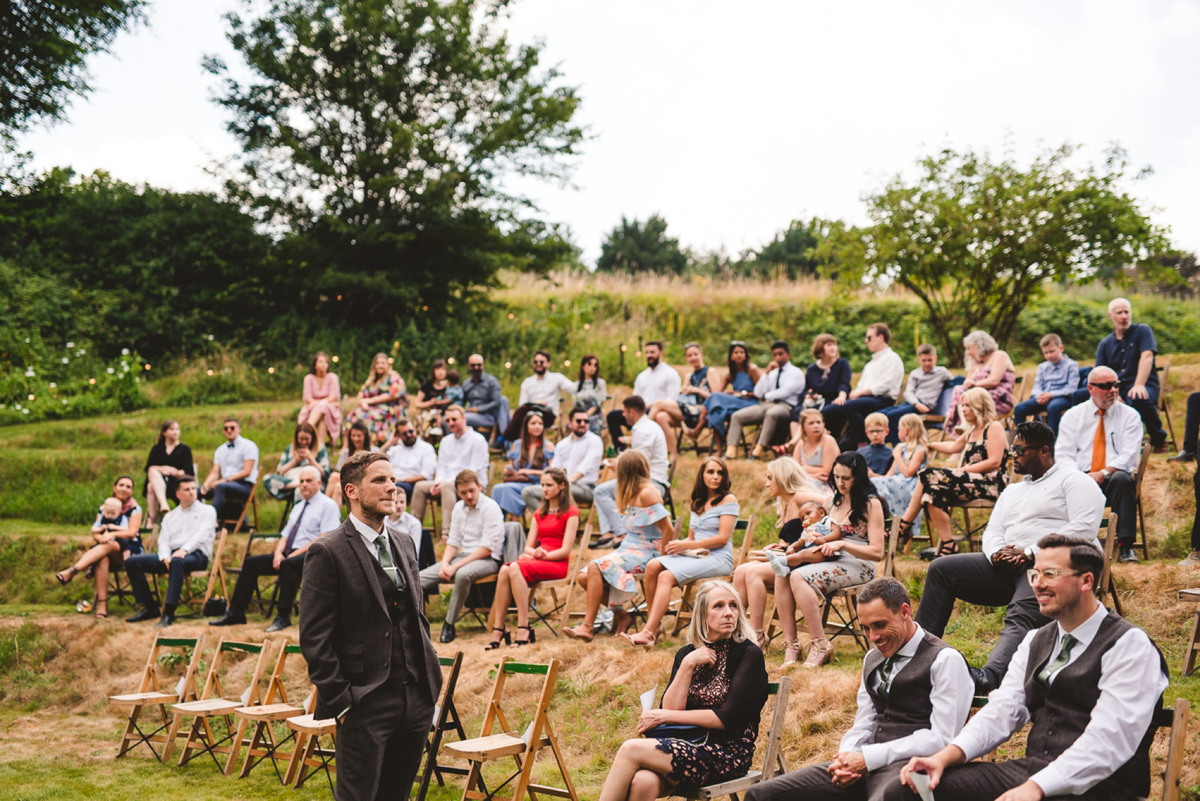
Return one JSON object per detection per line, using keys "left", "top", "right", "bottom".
{"left": 895, "top": 388, "right": 1008, "bottom": 559}
{"left": 564, "top": 451, "right": 672, "bottom": 642}
{"left": 733, "top": 457, "right": 811, "bottom": 648}
{"left": 344, "top": 352, "right": 406, "bottom": 446}
{"left": 598, "top": 581, "right": 768, "bottom": 801}
{"left": 869, "top": 413, "right": 929, "bottom": 540}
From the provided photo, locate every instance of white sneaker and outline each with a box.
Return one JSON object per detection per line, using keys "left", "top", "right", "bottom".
{"left": 1178, "top": 551, "right": 1200, "bottom": 567}
{"left": 769, "top": 553, "right": 790, "bottom": 577}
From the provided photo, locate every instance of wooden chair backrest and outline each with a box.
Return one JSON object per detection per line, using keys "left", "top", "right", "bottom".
{"left": 262, "top": 642, "right": 303, "bottom": 707}
{"left": 1159, "top": 697, "right": 1189, "bottom": 801}
{"left": 883, "top": 514, "right": 902, "bottom": 579}
{"left": 1097, "top": 510, "right": 1117, "bottom": 605}
{"left": 759, "top": 677, "right": 792, "bottom": 782}
{"left": 477, "top": 657, "right": 559, "bottom": 741}
{"left": 1134, "top": 443, "right": 1151, "bottom": 491}
{"left": 137, "top": 634, "right": 204, "bottom": 700}
{"left": 732, "top": 515, "right": 757, "bottom": 568}
{"left": 1158, "top": 362, "right": 1171, "bottom": 412}
{"left": 200, "top": 637, "right": 276, "bottom": 707}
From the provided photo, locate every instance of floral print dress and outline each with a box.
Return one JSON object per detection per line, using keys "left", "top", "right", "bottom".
{"left": 344, "top": 372, "right": 406, "bottom": 445}
{"left": 917, "top": 439, "right": 1007, "bottom": 508}
{"left": 871, "top": 443, "right": 925, "bottom": 537}
{"left": 590, "top": 502, "right": 667, "bottom": 603}
{"left": 789, "top": 512, "right": 877, "bottom": 596}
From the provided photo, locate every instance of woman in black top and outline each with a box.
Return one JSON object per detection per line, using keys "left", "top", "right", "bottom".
{"left": 801, "top": 333, "right": 852, "bottom": 407}
{"left": 143, "top": 419, "right": 193, "bottom": 531}
{"left": 599, "top": 580, "right": 768, "bottom": 800}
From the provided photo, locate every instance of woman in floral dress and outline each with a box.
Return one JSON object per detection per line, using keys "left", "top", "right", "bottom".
{"left": 598, "top": 581, "right": 767, "bottom": 800}
{"left": 774, "top": 451, "right": 887, "bottom": 668}
{"left": 895, "top": 387, "right": 1009, "bottom": 559}
{"left": 944, "top": 330, "right": 1016, "bottom": 430}
{"left": 343, "top": 352, "right": 405, "bottom": 446}
{"left": 564, "top": 450, "right": 673, "bottom": 642}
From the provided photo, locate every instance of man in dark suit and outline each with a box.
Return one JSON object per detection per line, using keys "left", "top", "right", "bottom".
{"left": 300, "top": 451, "right": 442, "bottom": 801}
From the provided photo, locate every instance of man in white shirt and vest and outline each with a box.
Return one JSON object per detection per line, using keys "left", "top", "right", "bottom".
{"left": 210, "top": 465, "right": 342, "bottom": 632}
{"left": 915, "top": 421, "right": 1105, "bottom": 695}
{"left": 410, "top": 406, "right": 490, "bottom": 537}
{"left": 748, "top": 578, "right": 972, "bottom": 801}
{"left": 1055, "top": 366, "right": 1144, "bottom": 563}
{"left": 725, "top": 340, "right": 805, "bottom": 460}
{"left": 125, "top": 475, "right": 217, "bottom": 628}
{"left": 608, "top": 341, "right": 681, "bottom": 450}
{"left": 823, "top": 323, "right": 905, "bottom": 452}
{"left": 901, "top": 534, "right": 1168, "bottom": 801}
{"left": 521, "top": 407, "right": 604, "bottom": 509}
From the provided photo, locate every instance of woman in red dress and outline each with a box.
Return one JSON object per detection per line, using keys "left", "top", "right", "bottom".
{"left": 486, "top": 467, "right": 580, "bottom": 648}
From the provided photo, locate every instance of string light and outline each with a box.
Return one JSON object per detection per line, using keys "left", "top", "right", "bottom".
{"left": 337, "top": 295, "right": 343, "bottom": 301}
{"left": 563, "top": 360, "right": 571, "bottom": 367}
{"left": 504, "top": 361, "right": 512, "bottom": 369}
{"left": 635, "top": 351, "right": 642, "bottom": 357}
{"left": 387, "top": 357, "right": 394, "bottom": 364}
{"left": 27, "top": 394, "right": 35, "bottom": 401}
{"left": 207, "top": 369, "right": 214, "bottom": 376}
{"left": 620, "top": 345, "right": 627, "bottom": 352}
{"left": 143, "top": 364, "right": 151, "bottom": 371}
{"left": 583, "top": 323, "right": 590, "bottom": 330}
{"left": 508, "top": 313, "right": 515, "bottom": 320}
{"left": 268, "top": 367, "right": 275, "bottom": 374}
{"left": 89, "top": 378, "right": 96, "bottom": 385}
{"left": 332, "top": 355, "right": 339, "bottom": 363}
{"left": 447, "top": 357, "right": 455, "bottom": 365}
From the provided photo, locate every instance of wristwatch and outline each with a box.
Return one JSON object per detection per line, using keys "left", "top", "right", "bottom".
{"left": 1022, "top": 547, "right": 1035, "bottom": 564}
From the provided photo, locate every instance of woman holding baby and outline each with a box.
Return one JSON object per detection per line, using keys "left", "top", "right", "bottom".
{"left": 53, "top": 475, "right": 145, "bottom": 619}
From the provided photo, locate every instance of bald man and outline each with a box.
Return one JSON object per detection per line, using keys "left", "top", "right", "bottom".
{"left": 1056, "top": 366, "right": 1145, "bottom": 563}
{"left": 462, "top": 353, "right": 504, "bottom": 432}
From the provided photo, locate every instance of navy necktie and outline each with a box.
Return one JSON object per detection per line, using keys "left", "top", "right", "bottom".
{"left": 283, "top": 501, "right": 308, "bottom": 553}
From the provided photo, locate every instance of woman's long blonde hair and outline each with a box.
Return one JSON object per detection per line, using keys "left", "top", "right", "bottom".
{"left": 615, "top": 450, "right": 651, "bottom": 513}
{"left": 959, "top": 387, "right": 998, "bottom": 433}
{"left": 767, "top": 457, "right": 806, "bottom": 529}
{"left": 898, "top": 413, "right": 930, "bottom": 449}
{"left": 687, "top": 580, "right": 756, "bottom": 646}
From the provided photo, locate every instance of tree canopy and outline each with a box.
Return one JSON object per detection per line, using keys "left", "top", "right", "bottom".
{"left": 204, "top": 0, "right": 585, "bottom": 335}
{"left": 0, "top": 0, "right": 145, "bottom": 138}
{"left": 596, "top": 213, "right": 687, "bottom": 274}
{"left": 817, "top": 144, "right": 1171, "bottom": 365}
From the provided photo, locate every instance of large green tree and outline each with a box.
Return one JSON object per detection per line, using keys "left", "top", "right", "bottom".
{"left": 818, "top": 144, "right": 1171, "bottom": 365}
{"left": 596, "top": 214, "right": 687, "bottom": 275}
{"left": 0, "top": 0, "right": 145, "bottom": 137}
{"left": 205, "top": 0, "right": 584, "bottom": 333}
{"left": 742, "top": 218, "right": 821, "bottom": 278}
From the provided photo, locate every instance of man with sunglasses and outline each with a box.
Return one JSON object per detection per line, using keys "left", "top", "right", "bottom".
{"left": 504, "top": 349, "right": 574, "bottom": 441}
{"left": 914, "top": 422, "right": 1104, "bottom": 695}
{"left": 199, "top": 417, "right": 260, "bottom": 520}
{"left": 901, "top": 534, "right": 1168, "bottom": 801}
{"left": 1055, "top": 367, "right": 1144, "bottom": 563}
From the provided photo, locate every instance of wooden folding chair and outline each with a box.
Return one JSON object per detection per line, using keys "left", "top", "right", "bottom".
{"left": 229, "top": 493, "right": 292, "bottom": 618}
{"left": 453, "top": 522, "right": 524, "bottom": 631}
{"left": 167, "top": 527, "right": 230, "bottom": 618}
{"left": 1096, "top": 511, "right": 1123, "bottom": 617}
{"left": 882, "top": 513, "right": 903, "bottom": 579}
{"left": 1157, "top": 362, "right": 1178, "bottom": 453}
{"left": 167, "top": 636, "right": 276, "bottom": 771}
{"left": 109, "top": 634, "right": 205, "bottom": 761}
{"left": 671, "top": 516, "right": 756, "bottom": 636}
{"left": 231, "top": 641, "right": 308, "bottom": 781}
{"left": 681, "top": 677, "right": 791, "bottom": 801}
{"left": 525, "top": 522, "right": 589, "bottom": 637}
{"left": 444, "top": 657, "right": 578, "bottom": 801}
{"left": 415, "top": 653, "right": 480, "bottom": 801}
{"left": 662, "top": 458, "right": 678, "bottom": 519}
{"left": 1156, "top": 698, "right": 1189, "bottom": 801}
{"left": 283, "top": 692, "right": 337, "bottom": 791}
{"left": 1179, "top": 588, "right": 1200, "bottom": 677}
{"left": 1132, "top": 444, "right": 1151, "bottom": 560}
{"left": 216, "top": 476, "right": 261, "bottom": 537}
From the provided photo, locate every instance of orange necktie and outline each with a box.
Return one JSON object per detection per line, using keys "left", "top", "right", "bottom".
{"left": 1090, "top": 408, "right": 1107, "bottom": 472}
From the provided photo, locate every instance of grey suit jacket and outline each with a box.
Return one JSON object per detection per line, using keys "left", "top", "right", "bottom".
{"left": 300, "top": 517, "right": 442, "bottom": 720}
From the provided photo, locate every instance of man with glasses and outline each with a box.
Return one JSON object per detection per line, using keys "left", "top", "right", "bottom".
{"left": 915, "top": 422, "right": 1104, "bottom": 694}
{"left": 461, "top": 353, "right": 505, "bottom": 433}
{"left": 822, "top": 323, "right": 905, "bottom": 453}
{"left": 382, "top": 418, "right": 437, "bottom": 502}
{"left": 199, "top": 417, "right": 260, "bottom": 520}
{"left": 724, "top": 340, "right": 805, "bottom": 460}
{"left": 504, "top": 349, "right": 574, "bottom": 441}
{"left": 901, "top": 534, "right": 1168, "bottom": 801}
{"left": 1055, "top": 366, "right": 1144, "bottom": 563}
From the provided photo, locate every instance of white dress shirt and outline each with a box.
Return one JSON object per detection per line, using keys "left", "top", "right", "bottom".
{"left": 387, "top": 437, "right": 437, "bottom": 482}
{"left": 839, "top": 625, "right": 973, "bottom": 772}
{"left": 551, "top": 430, "right": 604, "bottom": 485}
{"left": 433, "top": 428, "right": 491, "bottom": 487}
{"left": 386, "top": 511, "right": 423, "bottom": 553}
{"left": 632, "top": 362, "right": 683, "bottom": 405}
{"left": 518, "top": 371, "right": 574, "bottom": 407}
{"left": 630, "top": 414, "right": 670, "bottom": 486}
{"left": 447, "top": 494, "right": 505, "bottom": 560}
{"left": 857, "top": 347, "right": 905, "bottom": 400}
{"left": 280, "top": 492, "right": 342, "bottom": 551}
{"left": 1055, "top": 399, "right": 1143, "bottom": 475}
{"left": 213, "top": 435, "right": 260, "bottom": 482}
{"left": 980, "top": 462, "right": 1105, "bottom": 559}
{"left": 950, "top": 604, "right": 1168, "bottom": 798}
{"left": 753, "top": 362, "right": 805, "bottom": 407}
{"left": 158, "top": 501, "right": 218, "bottom": 560}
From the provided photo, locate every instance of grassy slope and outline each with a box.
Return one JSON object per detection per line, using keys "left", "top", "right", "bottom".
{"left": 2, "top": 377, "right": 1200, "bottom": 798}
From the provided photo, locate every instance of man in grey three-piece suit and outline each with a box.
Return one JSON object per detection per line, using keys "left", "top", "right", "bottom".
{"left": 301, "top": 451, "right": 443, "bottom": 801}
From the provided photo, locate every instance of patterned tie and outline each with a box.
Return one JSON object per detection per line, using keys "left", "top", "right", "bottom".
{"left": 877, "top": 656, "right": 898, "bottom": 696}
{"left": 282, "top": 501, "right": 308, "bottom": 554}
{"left": 1037, "top": 633, "right": 1077, "bottom": 686}
{"left": 1090, "top": 408, "right": 1106, "bottom": 472}
{"left": 375, "top": 533, "right": 403, "bottom": 588}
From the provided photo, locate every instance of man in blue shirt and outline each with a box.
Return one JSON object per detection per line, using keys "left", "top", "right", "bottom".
{"left": 1070, "top": 298, "right": 1168, "bottom": 451}
{"left": 1013, "top": 334, "right": 1079, "bottom": 434}
{"left": 199, "top": 417, "right": 260, "bottom": 518}
{"left": 461, "top": 354, "right": 505, "bottom": 433}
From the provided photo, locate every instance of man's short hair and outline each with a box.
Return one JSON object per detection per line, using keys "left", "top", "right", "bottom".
{"left": 534, "top": 349, "right": 551, "bottom": 362}
{"left": 857, "top": 577, "right": 910, "bottom": 613}
{"left": 1036, "top": 534, "right": 1105, "bottom": 595}
{"left": 1014, "top": 421, "right": 1055, "bottom": 451}
{"left": 341, "top": 451, "right": 389, "bottom": 495}
{"left": 395, "top": 417, "right": 413, "bottom": 430}
{"left": 298, "top": 465, "right": 322, "bottom": 481}
{"left": 1040, "top": 333, "right": 1063, "bottom": 349}
{"left": 454, "top": 469, "right": 480, "bottom": 489}
{"left": 177, "top": 475, "right": 197, "bottom": 487}
{"left": 917, "top": 343, "right": 936, "bottom": 357}
{"left": 223, "top": 417, "right": 240, "bottom": 426}
{"left": 444, "top": 404, "right": 465, "bottom": 418}
{"left": 770, "top": 340, "right": 790, "bottom": 354}
{"left": 623, "top": 395, "right": 647, "bottom": 414}
{"left": 869, "top": 323, "right": 891, "bottom": 344}
{"left": 570, "top": 407, "right": 590, "bottom": 421}
{"left": 645, "top": 340, "right": 664, "bottom": 351}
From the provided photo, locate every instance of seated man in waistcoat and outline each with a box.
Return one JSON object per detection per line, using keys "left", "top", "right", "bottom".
{"left": 900, "top": 534, "right": 1169, "bottom": 801}
{"left": 746, "top": 577, "right": 973, "bottom": 801}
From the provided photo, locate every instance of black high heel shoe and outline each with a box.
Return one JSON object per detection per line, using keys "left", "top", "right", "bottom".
{"left": 484, "top": 627, "right": 510, "bottom": 650}
{"left": 514, "top": 625, "right": 536, "bottom": 646}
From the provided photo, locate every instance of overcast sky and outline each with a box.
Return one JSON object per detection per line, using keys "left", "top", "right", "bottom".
{"left": 18, "top": 0, "right": 1200, "bottom": 264}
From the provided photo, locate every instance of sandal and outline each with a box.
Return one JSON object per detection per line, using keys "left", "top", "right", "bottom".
{"left": 621, "top": 629, "right": 657, "bottom": 649}
{"left": 803, "top": 638, "right": 833, "bottom": 669}
{"left": 94, "top": 595, "right": 108, "bottom": 620}
{"left": 896, "top": 518, "right": 915, "bottom": 549}
{"left": 782, "top": 639, "right": 804, "bottom": 668}
{"left": 484, "top": 627, "right": 510, "bottom": 650}
{"left": 515, "top": 625, "right": 536, "bottom": 646}
{"left": 755, "top": 629, "right": 768, "bottom": 652}
{"left": 563, "top": 624, "right": 595, "bottom": 643}
{"left": 55, "top": 566, "right": 79, "bottom": 585}
{"left": 935, "top": 539, "right": 959, "bottom": 559}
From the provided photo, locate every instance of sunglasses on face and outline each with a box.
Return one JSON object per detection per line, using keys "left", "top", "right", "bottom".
{"left": 223, "top": 425, "right": 237, "bottom": 431}
{"left": 1089, "top": 381, "right": 1120, "bottom": 391}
